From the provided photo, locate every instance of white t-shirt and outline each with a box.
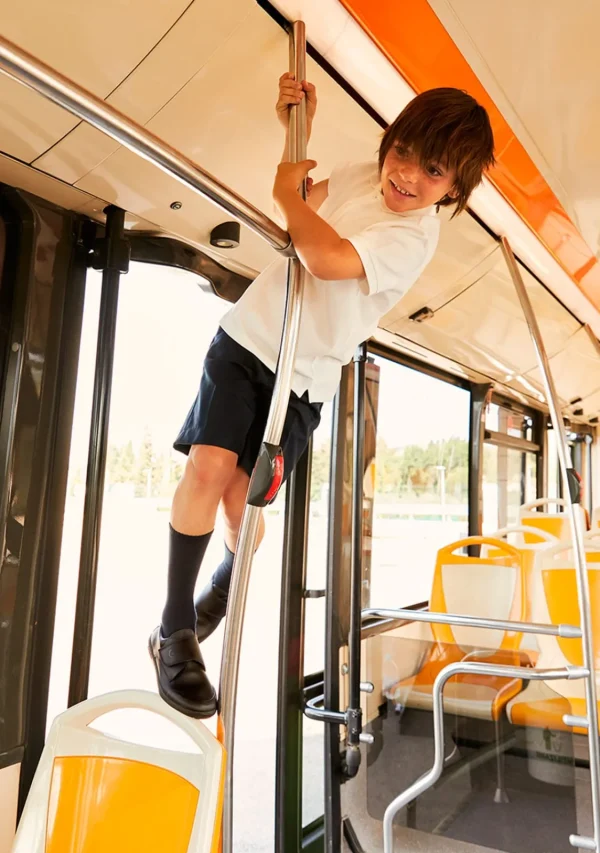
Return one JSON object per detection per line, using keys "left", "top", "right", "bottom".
{"left": 220, "top": 161, "right": 440, "bottom": 402}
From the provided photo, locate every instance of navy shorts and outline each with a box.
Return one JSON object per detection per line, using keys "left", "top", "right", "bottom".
{"left": 174, "top": 328, "right": 322, "bottom": 482}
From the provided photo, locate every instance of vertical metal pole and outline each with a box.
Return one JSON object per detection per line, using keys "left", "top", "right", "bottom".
{"left": 586, "top": 434, "right": 594, "bottom": 519}
{"left": 68, "top": 206, "right": 128, "bottom": 706}
{"left": 68, "top": 205, "right": 127, "bottom": 707}
{"left": 501, "top": 237, "right": 600, "bottom": 850}
{"left": 468, "top": 383, "right": 491, "bottom": 554}
{"left": 219, "top": 22, "right": 307, "bottom": 853}
{"left": 324, "top": 371, "right": 348, "bottom": 853}
{"left": 274, "top": 446, "right": 312, "bottom": 852}
{"left": 536, "top": 413, "right": 548, "bottom": 502}
{"left": 345, "top": 344, "right": 366, "bottom": 772}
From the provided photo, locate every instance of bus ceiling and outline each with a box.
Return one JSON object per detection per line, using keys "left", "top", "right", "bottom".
{"left": 0, "top": 2, "right": 600, "bottom": 419}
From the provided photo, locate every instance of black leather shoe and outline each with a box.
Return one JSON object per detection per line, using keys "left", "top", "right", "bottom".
{"left": 148, "top": 626, "right": 217, "bottom": 719}
{"left": 195, "top": 582, "right": 228, "bottom": 643}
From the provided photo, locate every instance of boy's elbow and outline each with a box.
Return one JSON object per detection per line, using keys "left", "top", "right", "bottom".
{"left": 304, "top": 258, "right": 340, "bottom": 280}
{"left": 303, "top": 245, "right": 364, "bottom": 281}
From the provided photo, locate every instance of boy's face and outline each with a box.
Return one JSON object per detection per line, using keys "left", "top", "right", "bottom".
{"left": 380, "top": 144, "right": 457, "bottom": 213}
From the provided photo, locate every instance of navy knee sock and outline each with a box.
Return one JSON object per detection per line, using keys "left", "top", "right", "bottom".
{"left": 211, "top": 543, "right": 235, "bottom": 595}
{"left": 161, "top": 524, "right": 213, "bottom": 637}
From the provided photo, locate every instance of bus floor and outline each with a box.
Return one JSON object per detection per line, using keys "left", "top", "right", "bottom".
{"left": 342, "top": 702, "right": 593, "bottom": 853}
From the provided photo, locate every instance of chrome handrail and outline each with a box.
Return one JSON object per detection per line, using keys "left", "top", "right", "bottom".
{"left": 502, "top": 238, "right": 600, "bottom": 851}
{"left": 361, "top": 607, "right": 582, "bottom": 638}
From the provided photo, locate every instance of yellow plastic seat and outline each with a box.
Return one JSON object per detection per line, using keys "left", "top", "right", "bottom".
{"left": 507, "top": 541, "right": 600, "bottom": 735}
{"left": 519, "top": 498, "right": 583, "bottom": 544}
{"left": 12, "top": 690, "right": 224, "bottom": 853}
{"left": 584, "top": 529, "right": 600, "bottom": 557}
{"left": 483, "top": 523, "right": 559, "bottom": 663}
{"left": 387, "top": 537, "right": 529, "bottom": 721}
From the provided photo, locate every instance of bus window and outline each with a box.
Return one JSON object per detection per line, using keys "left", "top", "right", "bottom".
{"left": 47, "top": 270, "right": 102, "bottom": 730}
{"left": 48, "top": 262, "right": 289, "bottom": 852}
{"left": 482, "top": 445, "right": 537, "bottom": 530}
{"left": 368, "top": 354, "right": 470, "bottom": 608}
{"left": 547, "top": 426, "right": 560, "bottom": 501}
{"left": 482, "top": 401, "right": 539, "bottom": 531}
{"left": 304, "top": 402, "right": 333, "bottom": 677}
{"left": 569, "top": 429, "right": 593, "bottom": 522}
{"left": 546, "top": 426, "right": 590, "bottom": 513}
{"left": 302, "top": 402, "right": 333, "bottom": 828}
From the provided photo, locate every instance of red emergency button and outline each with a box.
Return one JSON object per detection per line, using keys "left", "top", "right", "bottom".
{"left": 264, "top": 454, "right": 284, "bottom": 503}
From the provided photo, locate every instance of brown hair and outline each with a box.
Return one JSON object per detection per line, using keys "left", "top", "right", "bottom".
{"left": 378, "top": 88, "right": 495, "bottom": 216}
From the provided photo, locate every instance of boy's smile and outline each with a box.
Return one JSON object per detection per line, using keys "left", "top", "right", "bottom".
{"left": 380, "top": 144, "right": 457, "bottom": 213}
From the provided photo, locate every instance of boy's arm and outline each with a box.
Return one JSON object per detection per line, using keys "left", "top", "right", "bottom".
{"left": 274, "top": 161, "right": 364, "bottom": 281}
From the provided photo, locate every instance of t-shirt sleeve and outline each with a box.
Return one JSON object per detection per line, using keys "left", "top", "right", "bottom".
{"left": 327, "top": 161, "right": 351, "bottom": 200}
{"left": 347, "top": 219, "right": 438, "bottom": 297}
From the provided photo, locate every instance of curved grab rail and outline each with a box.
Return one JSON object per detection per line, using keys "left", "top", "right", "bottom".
{"left": 489, "top": 524, "right": 557, "bottom": 544}
{"left": 382, "top": 660, "right": 589, "bottom": 853}
{"left": 49, "top": 688, "right": 217, "bottom": 750}
{"left": 436, "top": 535, "right": 523, "bottom": 560}
{"left": 521, "top": 498, "right": 567, "bottom": 511}
{"left": 361, "top": 607, "right": 582, "bottom": 639}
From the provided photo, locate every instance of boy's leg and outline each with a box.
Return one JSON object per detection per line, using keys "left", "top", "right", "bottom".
{"left": 150, "top": 328, "right": 263, "bottom": 718}
{"left": 150, "top": 444, "right": 238, "bottom": 720}
{"left": 162, "top": 444, "right": 238, "bottom": 636}
{"left": 195, "top": 467, "right": 265, "bottom": 642}
{"left": 194, "top": 389, "right": 320, "bottom": 644}
{"left": 222, "top": 466, "right": 266, "bottom": 554}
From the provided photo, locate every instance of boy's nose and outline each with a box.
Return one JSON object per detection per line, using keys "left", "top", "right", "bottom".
{"left": 398, "top": 165, "right": 417, "bottom": 183}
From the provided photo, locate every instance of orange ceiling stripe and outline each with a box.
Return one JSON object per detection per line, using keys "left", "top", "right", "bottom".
{"left": 339, "top": 0, "right": 600, "bottom": 306}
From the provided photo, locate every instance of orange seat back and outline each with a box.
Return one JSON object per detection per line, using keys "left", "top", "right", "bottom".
{"left": 430, "top": 537, "right": 527, "bottom": 653}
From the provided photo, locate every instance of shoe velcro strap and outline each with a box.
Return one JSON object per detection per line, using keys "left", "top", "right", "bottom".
{"left": 160, "top": 635, "right": 202, "bottom": 667}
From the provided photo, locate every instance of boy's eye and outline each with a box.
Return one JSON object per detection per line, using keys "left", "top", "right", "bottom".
{"left": 427, "top": 164, "right": 442, "bottom": 177}
{"left": 395, "top": 144, "right": 409, "bottom": 158}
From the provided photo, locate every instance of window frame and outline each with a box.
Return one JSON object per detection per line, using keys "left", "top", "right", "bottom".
{"left": 482, "top": 394, "right": 542, "bottom": 527}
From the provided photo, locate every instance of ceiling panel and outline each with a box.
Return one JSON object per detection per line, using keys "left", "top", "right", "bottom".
{"left": 391, "top": 254, "right": 581, "bottom": 401}
{"left": 33, "top": 0, "right": 249, "bottom": 184}
{"left": 578, "top": 387, "right": 600, "bottom": 419}
{"left": 526, "top": 326, "right": 600, "bottom": 406}
{"left": 0, "top": 0, "right": 190, "bottom": 162}
{"left": 0, "top": 151, "right": 96, "bottom": 212}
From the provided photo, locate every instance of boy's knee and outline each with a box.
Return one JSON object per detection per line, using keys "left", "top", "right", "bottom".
{"left": 222, "top": 471, "right": 252, "bottom": 526}
{"left": 186, "top": 445, "right": 237, "bottom": 492}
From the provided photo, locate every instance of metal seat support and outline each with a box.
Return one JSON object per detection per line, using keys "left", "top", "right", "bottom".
{"left": 382, "top": 660, "right": 589, "bottom": 853}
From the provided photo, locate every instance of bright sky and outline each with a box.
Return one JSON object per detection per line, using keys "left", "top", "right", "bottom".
{"left": 69, "top": 262, "right": 470, "bottom": 474}
{"left": 373, "top": 356, "right": 470, "bottom": 447}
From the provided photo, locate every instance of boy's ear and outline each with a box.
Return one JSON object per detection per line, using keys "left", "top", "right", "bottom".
{"left": 437, "top": 191, "right": 458, "bottom": 205}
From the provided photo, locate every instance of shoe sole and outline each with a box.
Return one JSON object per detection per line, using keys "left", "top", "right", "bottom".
{"left": 147, "top": 633, "right": 218, "bottom": 720}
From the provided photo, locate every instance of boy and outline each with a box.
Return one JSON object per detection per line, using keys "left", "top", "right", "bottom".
{"left": 149, "top": 74, "right": 495, "bottom": 718}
